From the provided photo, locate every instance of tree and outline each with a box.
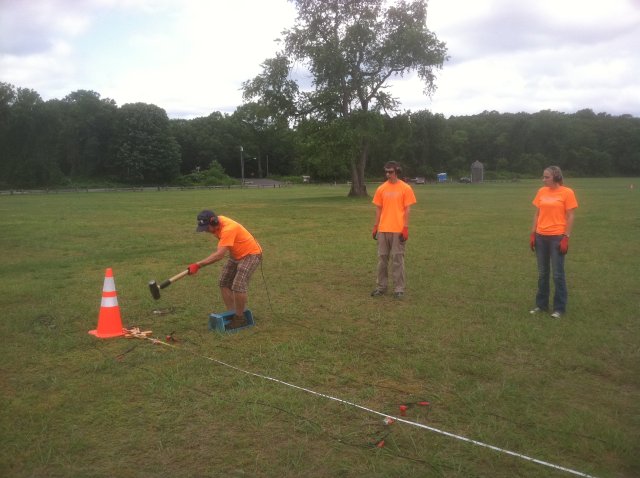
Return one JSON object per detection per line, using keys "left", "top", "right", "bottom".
{"left": 170, "top": 112, "right": 234, "bottom": 175}
{"left": 0, "top": 83, "right": 17, "bottom": 186}
{"left": 298, "top": 111, "right": 383, "bottom": 181}
{"left": 243, "top": 0, "right": 447, "bottom": 196}
{"left": 59, "top": 90, "right": 118, "bottom": 179}
{"left": 402, "top": 110, "right": 450, "bottom": 177}
{"left": 114, "top": 103, "right": 181, "bottom": 183}
{"left": 0, "top": 85, "right": 51, "bottom": 188}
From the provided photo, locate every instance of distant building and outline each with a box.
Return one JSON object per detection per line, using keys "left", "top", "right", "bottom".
{"left": 471, "top": 161, "right": 484, "bottom": 183}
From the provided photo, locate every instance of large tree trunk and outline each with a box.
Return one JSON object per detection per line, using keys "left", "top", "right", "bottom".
{"left": 348, "top": 141, "right": 369, "bottom": 197}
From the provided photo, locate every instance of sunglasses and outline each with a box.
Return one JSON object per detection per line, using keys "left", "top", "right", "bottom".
{"left": 385, "top": 169, "right": 396, "bottom": 174}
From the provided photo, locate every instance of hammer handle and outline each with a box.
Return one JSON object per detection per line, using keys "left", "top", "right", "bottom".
{"left": 159, "top": 269, "right": 189, "bottom": 289}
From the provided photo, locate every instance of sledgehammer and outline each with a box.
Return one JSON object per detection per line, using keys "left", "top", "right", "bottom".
{"left": 148, "top": 269, "right": 189, "bottom": 300}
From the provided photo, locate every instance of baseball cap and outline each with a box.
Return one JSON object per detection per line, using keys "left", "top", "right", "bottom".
{"left": 196, "top": 210, "right": 217, "bottom": 232}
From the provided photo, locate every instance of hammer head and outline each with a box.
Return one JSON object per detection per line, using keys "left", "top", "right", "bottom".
{"left": 148, "top": 280, "right": 161, "bottom": 300}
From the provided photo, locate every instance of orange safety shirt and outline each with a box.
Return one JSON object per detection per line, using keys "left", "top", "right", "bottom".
{"left": 214, "top": 216, "right": 262, "bottom": 260}
{"left": 532, "top": 186, "right": 578, "bottom": 235}
{"left": 372, "top": 180, "right": 417, "bottom": 233}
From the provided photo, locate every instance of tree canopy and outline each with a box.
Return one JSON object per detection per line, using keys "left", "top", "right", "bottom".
{"left": 243, "top": 0, "right": 447, "bottom": 196}
{"left": 1, "top": 79, "right": 638, "bottom": 191}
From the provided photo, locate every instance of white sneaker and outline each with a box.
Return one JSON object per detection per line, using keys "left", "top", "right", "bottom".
{"left": 550, "top": 311, "right": 562, "bottom": 319}
{"left": 529, "top": 307, "right": 545, "bottom": 315}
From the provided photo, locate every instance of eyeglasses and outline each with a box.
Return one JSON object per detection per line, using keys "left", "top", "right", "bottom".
{"left": 385, "top": 170, "right": 396, "bottom": 174}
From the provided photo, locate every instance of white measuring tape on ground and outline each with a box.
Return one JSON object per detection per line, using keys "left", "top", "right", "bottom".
{"left": 143, "top": 336, "right": 599, "bottom": 478}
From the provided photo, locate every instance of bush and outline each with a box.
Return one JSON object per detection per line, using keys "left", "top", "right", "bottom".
{"left": 273, "top": 175, "right": 306, "bottom": 184}
{"left": 176, "top": 161, "right": 237, "bottom": 186}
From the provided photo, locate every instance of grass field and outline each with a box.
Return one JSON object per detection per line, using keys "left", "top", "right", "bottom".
{"left": 1, "top": 178, "right": 638, "bottom": 477}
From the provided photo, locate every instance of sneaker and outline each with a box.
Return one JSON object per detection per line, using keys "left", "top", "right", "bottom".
{"left": 393, "top": 291, "right": 404, "bottom": 299}
{"left": 371, "top": 289, "right": 385, "bottom": 297}
{"left": 226, "top": 315, "right": 248, "bottom": 330}
{"left": 529, "top": 307, "right": 546, "bottom": 315}
{"left": 550, "top": 311, "right": 562, "bottom": 319}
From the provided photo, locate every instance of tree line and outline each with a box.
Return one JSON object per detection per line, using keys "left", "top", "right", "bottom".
{"left": 1, "top": 82, "right": 638, "bottom": 190}
{"left": 2, "top": 0, "right": 639, "bottom": 191}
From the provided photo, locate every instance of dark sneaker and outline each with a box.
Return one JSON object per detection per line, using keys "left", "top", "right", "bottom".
{"left": 227, "top": 315, "right": 248, "bottom": 330}
{"left": 394, "top": 291, "right": 404, "bottom": 299}
{"left": 371, "top": 289, "right": 385, "bottom": 297}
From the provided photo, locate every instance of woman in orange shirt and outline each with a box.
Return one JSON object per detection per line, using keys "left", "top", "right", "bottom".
{"left": 529, "top": 166, "right": 578, "bottom": 319}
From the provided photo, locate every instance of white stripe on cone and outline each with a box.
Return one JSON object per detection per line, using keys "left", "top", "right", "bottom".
{"left": 101, "top": 296, "right": 119, "bottom": 307}
{"left": 103, "top": 277, "right": 115, "bottom": 292}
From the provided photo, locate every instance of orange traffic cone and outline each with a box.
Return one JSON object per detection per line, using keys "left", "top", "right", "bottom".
{"left": 89, "top": 268, "right": 125, "bottom": 338}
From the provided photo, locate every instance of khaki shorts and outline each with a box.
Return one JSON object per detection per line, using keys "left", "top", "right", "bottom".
{"left": 218, "top": 254, "right": 262, "bottom": 293}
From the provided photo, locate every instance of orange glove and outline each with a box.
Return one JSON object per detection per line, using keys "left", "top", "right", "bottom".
{"left": 530, "top": 233, "right": 536, "bottom": 251}
{"left": 188, "top": 263, "right": 200, "bottom": 275}
{"left": 559, "top": 235, "right": 569, "bottom": 255}
{"left": 372, "top": 224, "right": 378, "bottom": 240}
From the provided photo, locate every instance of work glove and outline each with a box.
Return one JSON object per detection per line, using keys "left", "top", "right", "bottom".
{"left": 372, "top": 224, "right": 378, "bottom": 240}
{"left": 559, "top": 235, "right": 569, "bottom": 255}
{"left": 188, "top": 263, "right": 200, "bottom": 275}
{"left": 530, "top": 232, "right": 536, "bottom": 251}
{"left": 400, "top": 226, "right": 409, "bottom": 242}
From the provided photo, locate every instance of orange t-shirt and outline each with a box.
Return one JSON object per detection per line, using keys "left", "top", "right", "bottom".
{"left": 214, "top": 216, "right": 262, "bottom": 260}
{"left": 372, "top": 180, "right": 417, "bottom": 233}
{"left": 532, "top": 186, "right": 578, "bottom": 235}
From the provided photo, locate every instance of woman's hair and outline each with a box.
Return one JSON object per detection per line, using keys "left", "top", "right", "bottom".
{"left": 545, "top": 166, "right": 563, "bottom": 185}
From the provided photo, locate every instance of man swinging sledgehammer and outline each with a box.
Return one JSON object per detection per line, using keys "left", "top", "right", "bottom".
{"left": 188, "top": 210, "right": 263, "bottom": 330}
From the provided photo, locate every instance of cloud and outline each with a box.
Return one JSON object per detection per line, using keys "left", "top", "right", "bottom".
{"left": 0, "top": 0, "right": 638, "bottom": 118}
{"left": 0, "top": 1, "right": 90, "bottom": 54}
{"left": 403, "top": 0, "right": 640, "bottom": 116}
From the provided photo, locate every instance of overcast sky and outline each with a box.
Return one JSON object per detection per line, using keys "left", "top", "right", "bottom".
{"left": 1, "top": 0, "right": 639, "bottom": 119}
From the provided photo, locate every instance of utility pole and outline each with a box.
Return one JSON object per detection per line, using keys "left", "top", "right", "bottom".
{"left": 239, "top": 146, "right": 244, "bottom": 186}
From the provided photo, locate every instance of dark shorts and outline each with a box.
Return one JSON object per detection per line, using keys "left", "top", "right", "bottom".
{"left": 218, "top": 254, "right": 262, "bottom": 293}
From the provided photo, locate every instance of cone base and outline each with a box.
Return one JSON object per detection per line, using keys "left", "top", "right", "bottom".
{"left": 88, "top": 329, "right": 125, "bottom": 338}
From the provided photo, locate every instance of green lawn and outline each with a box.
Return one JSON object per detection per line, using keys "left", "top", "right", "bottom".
{"left": 1, "top": 179, "right": 638, "bottom": 477}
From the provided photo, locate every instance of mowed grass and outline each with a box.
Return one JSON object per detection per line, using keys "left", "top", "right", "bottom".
{"left": 0, "top": 178, "right": 638, "bottom": 478}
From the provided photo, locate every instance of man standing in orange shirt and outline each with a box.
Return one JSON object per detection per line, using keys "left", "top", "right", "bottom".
{"left": 371, "top": 161, "right": 417, "bottom": 299}
{"left": 187, "top": 210, "right": 262, "bottom": 329}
